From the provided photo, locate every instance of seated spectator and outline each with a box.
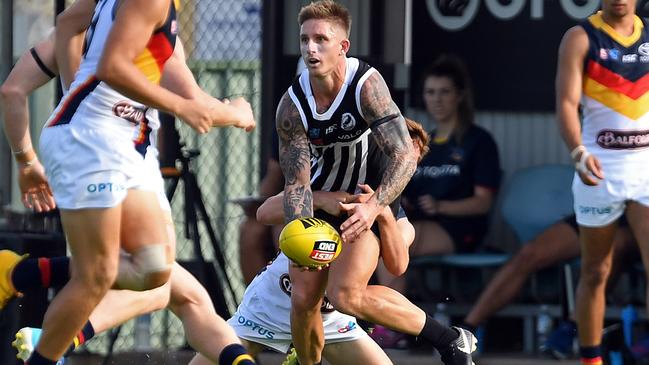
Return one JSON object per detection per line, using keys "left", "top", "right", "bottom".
{"left": 403, "top": 54, "right": 501, "bottom": 256}
{"left": 460, "top": 214, "right": 636, "bottom": 359}
{"left": 377, "top": 54, "right": 500, "bottom": 287}
{"left": 371, "top": 54, "right": 500, "bottom": 348}
{"left": 237, "top": 130, "right": 284, "bottom": 284}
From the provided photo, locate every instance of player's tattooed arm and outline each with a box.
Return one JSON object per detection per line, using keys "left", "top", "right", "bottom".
{"left": 276, "top": 92, "right": 313, "bottom": 222}
{"left": 361, "top": 71, "right": 417, "bottom": 207}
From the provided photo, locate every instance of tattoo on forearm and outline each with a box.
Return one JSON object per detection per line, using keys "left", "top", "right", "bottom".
{"left": 361, "top": 72, "right": 417, "bottom": 206}
{"left": 373, "top": 117, "right": 417, "bottom": 206}
{"left": 276, "top": 92, "right": 314, "bottom": 220}
{"left": 284, "top": 185, "right": 313, "bottom": 221}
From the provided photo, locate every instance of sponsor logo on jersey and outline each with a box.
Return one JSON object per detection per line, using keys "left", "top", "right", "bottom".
{"left": 279, "top": 273, "right": 292, "bottom": 296}
{"left": 639, "top": 43, "right": 649, "bottom": 56}
{"left": 578, "top": 206, "right": 612, "bottom": 216}
{"left": 86, "top": 182, "right": 126, "bottom": 193}
{"left": 340, "top": 113, "right": 356, "bottom": 131}
{"left": 608, "top": 49, "right": 620, "bottom": 60}
{"left": 417, "top": 164, "right": 461, "bottom": 178}
{"left": 596, "top": 129, "right": 649, "bottom": 149}
{"left": 171, "top": 20, "right": 178, "bottom": 35}
{"left": 339, "top": 129, "right": 363, "bottom": 140}
{"left": 325, "top": 124, "right": 337, "bottom": 134}
{"left": 113, "top": 101, "right": 148, "bottom": 125}
{"left": 236, "top": 315, "right": 275, "bottom": 339}
{"left": 310, "top": 240, "right": 338, "bottom": 262}
{"left": 337, "top": 321, "right": 357, "bottom": 333}
{"left": 600, "top": 48, "right": 608, "bottom": 60}
{"left": 623, "top": 54, "right": 638, "bottom": 63}
{"left": 309, "top": 128, "right": 320, "bottom": 138}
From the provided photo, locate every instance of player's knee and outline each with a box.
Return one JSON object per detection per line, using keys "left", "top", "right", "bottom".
{"left": 149, "top": 281, "right": 172, "bottom": 311}
{"left": 170, "top": 281, "right": 211, "bottom": 310}
{"left": 72, "top": 259, "right": 118, "bottom": 299}
{"left": 115, "top": 244, "right": 172, "bottom": 291}
{"left": 514, "top": 244, "right": 544, "bottom": 271}
{"left": 580, "top": 262, "right": 611, "bottom": 288}
{"left": 327, "top": 286, "right": 363, "bottom": 316}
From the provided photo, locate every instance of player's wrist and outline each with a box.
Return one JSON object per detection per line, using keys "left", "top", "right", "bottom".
{"left": 570, "top": 145, "right": 586, "bottom": 162}
{"left": 18, "top": 156, "right": 38, "bottom": 169}
{"left": 13, "top": 147, "right": 38, "bottom": 168}
{"left": 571, "top": 145, "right": 591, "bottom": 173}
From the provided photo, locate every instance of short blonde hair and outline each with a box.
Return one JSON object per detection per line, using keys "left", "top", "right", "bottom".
{"left": 298, "top": 1, "right": 351, "bottom": 37}
{"left": 405, "top": 118, "right": 430, "bottom": 163}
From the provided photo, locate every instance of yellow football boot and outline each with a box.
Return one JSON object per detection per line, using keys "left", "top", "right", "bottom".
{"left": 0, "top": 250, "right": 27, "bottom": 309}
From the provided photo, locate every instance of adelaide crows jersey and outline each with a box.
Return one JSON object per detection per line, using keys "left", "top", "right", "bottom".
{"left": 580, "top": 11, "right": 649, "bottom": 173}
{"left": 45, "top": 0, "right": 177, "bottom": 133}
{"left": 287, "top": 57, "right": 377, "bottom": 194}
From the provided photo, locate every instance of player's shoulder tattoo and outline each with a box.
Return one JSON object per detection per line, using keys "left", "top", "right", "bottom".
{"left": 275, "top": 92, "right": 303, "bottom": 139}
{"left": 275, "top": 92, "right": 310, "bottom": 185}
{"left": 360, "top": 71, "right": 401, "bottom": 124}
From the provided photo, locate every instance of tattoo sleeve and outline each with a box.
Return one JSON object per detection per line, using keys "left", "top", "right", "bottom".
{"left": 361, "top": 72, "right": 417, "bottom": 206}
{"left": 276, "top": 92, "right": 313, "bottom": 222}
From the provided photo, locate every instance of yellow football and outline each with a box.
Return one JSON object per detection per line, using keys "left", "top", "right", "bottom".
{"left": 279, "top": 217, "right": 342, "bottom": 268}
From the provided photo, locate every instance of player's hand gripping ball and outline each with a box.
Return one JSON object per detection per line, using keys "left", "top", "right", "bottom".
{"left": 279, "top": 218, "right": 342, "bottom": 269}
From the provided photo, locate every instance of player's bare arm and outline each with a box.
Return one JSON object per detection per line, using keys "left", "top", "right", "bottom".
{"left": 556, "top": 25, "right": 603, "bottom": 185}
{"left": 257, "top": 191, "right": 351, "bottom": 225}
{"left": 161, "top": 41, "right": 255, "bottom": 131}
{"left": 276, "top": 92, "right": 313, "bottom": 222}
{"left": 1, "top": 33, "right": 59, "bottom": 212}
{"left": 339, "top": 72, "right": 416, "bottom": 242}
{"left": 361, "top": 72, "right": 417, "bottom": 207}
{"left": 341, "top": 184, "right": 414, "bottom": 275}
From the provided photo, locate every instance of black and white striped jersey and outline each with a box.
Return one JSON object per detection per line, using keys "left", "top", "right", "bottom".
{"left": 287, "top": 57, "right": 377, "bottom": 194}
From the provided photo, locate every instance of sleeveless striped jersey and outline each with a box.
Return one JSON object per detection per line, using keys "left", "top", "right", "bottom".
{"left": 287, "top": 57, "right": 378, "bottom": 194}
{"left": 580, "top": 11, "right": 649, "bottom": 173}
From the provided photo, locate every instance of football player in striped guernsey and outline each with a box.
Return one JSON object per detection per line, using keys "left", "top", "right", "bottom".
{"left": 276, "top": 1, "right": 476, "bottom": 364}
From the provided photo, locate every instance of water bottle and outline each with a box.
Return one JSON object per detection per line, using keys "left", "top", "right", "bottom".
{"left": 434, "top": 302, "right": 450, "bottom": 327}
{"left": 536, "top": 305, "right": 553, "bottom": 348}
{"left": 135, "top": 314, "right": 152, "bottom": 350}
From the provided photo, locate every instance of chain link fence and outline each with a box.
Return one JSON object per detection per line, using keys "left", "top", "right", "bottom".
{"left": 79, "top": 0, "right": 264, "bottom": 356}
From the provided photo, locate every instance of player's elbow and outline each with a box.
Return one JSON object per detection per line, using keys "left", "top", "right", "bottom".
{"left": 255, "top": 206, "right": 270, "bottom": 224}
{"left": 96, "top": 53, "right": 127, "bottom": 86}
{"left": 256, "top": 204, "right": 278, "bottom": 225}
{"left": 95, "top": 58, "right": 116, "bottom": 84}
{"left": 0, "top": 82, "right": 26, "bottom": 106}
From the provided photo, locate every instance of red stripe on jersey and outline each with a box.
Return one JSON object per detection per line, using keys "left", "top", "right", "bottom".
{"left": 587, "top": 60, "right": 649, "bottom": 100}
{"left": 146, "top": 32, "right": 174, "bottom": 73}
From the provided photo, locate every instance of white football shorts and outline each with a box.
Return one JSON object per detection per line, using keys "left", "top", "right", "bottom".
{"left": 572, "top": 173, "right": 649, "bottom": 227}
{"left": 227, "top": 307, "right": 366, "bottom": 353}
{"left": 39, "top": 123, "right": 167, "bottom": 210}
